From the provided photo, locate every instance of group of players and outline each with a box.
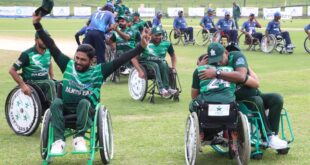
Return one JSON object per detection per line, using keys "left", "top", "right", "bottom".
{"left": 9, "top": 0, "right": 308, "bottom": 158}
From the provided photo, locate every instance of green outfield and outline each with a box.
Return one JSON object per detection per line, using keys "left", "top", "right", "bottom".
{"left": 0, "top": 17, "right": 309, "bottom": 165}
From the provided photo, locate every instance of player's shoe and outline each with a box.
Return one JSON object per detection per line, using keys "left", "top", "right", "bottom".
{"left": 73, "top": 137, "right": 88, "bottom": 152}
{"left": 50, "top": 139, "right": 66, "bottom": 154}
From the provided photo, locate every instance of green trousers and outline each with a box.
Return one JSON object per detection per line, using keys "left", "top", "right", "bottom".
{"left": 142, "top": 60, "right": 170, "bottom": 90}
{"left": 50, "top": 98, "right": 94, "bottom": 141}
{"left": 30, "top": 79, "right": 56, "bottom": 103}
{"left": 238, "top": 93, "right": 283, "bottom": 135}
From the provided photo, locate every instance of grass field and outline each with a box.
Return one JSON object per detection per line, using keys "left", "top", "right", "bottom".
{"left": 0, "top": 17, "right": 310, "bottom": 165}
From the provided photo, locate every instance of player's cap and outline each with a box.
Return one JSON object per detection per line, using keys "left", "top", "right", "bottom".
{"left": 225, "top": 11, "right": 231, "bottom": 16}
{"left": 207, "top": 8, "right": 214, "bottom": 13}
{"left": 118, "top": 15, "right": 129, "bottom": 22}
{"left": 156, "top": 11, "right": 162, "bottom": 16}
{"left": 274, "top": 11, "right": 281, "bottom": 17}
{"left": 132, "top": 11, "right": 140, "bottom": 17}
{"left": 249, "top": 13, "right": 255, "bottom": 16}
{"left": 115, "top": 0, "right": 122, "bottom": 4}
{"left": 35, "top": 0, "right": 54, "bottom": 17}
{"left": 207, "top": 43, "right": 225, "bottom": 64}
{"left": 104, "top": 2, "right": 114, "bottom": 8}
{"left": 35, "top": 30, "right": 50, "bottom": 39}
{"left": 152, "top": 26, "right": 163, "bottom": 35}
{"left": 178, "top": 10, "right": 183, "bottom": 14}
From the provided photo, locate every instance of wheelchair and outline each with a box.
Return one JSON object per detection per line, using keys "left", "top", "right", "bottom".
{"left": 238, "top": 102, "right": 294, "bottom": 159}
{"left": 212, "top": 31, "right": 230, "bottom": 47}
{"left": 184, "top": 102, "right": 251, "bottom": 165}
{"left": 169, "top": 29, "right": 195, "bottom": 46}
{"left": 261, "top": 34, "right": 292, "bottom": 54}
{"left": 237, "top": 32, "right": 261, "bottom": 51}
{"left": 5, "top": 81, "right": 57, "bottom": 136}
{"left": 128, "top": 61, "right": 182, "bottom": 103}
{"left": 304, "top": 36, "right": 310, "bottom": 53}
{"left": 40, "top": 104, "right": 114, "bottom": 165}
{"left": 195, "top": 29, "right": 214, "bottom": 46}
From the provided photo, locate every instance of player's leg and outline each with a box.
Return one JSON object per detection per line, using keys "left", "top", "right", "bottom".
{"left": 281, "top": 31, "right": 293, "bottom": 48}
{"left": 252, "top": 32, "right": 263, "bottom": 43}
{"left": 188, "top": 27, "right": 194, "bottom": 41}
{"left": 154, "top": 60, "right": 176, "bottom": 95}
{"left": 260, "top": 93, "right": 283, "bottom": 135}
{"left": 144, "top": 61, "right": 165, "bottom": 92}
{"left": 74, "top": 99, "right": 94, "bottom": 152}
{"left": 50, "top": 98, "right": 66, "bottom": 154}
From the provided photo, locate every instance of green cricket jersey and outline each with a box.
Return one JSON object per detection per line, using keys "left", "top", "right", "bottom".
{"left": 140, "top": 40, "right": 174, "bottom": 60}
{"left": 13, "top": 45, "right": 51, "bottom": 81}
{"left": 114, "top": 4, "right": 124, "bottom": 16}
{"left": 111, "top": 27, "right": 136, "bottom": 52}
{"left": 132, "top": 20, "right": 146, "bottom": 32}
{"left": 192, "top": 65, "right": 236, "bottom": 103}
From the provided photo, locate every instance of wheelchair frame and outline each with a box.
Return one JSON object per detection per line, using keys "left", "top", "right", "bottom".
{"left": 261, "top": 34, "right": 290, "bottom": 54}
{"left": 195, "top": 29, "right": 213, "bottom": 46}
{"left": 304, "top": 36, "right": 310, "bottom": 53}
{"left": 40, "top": 104, "right": 114, "bottom": 165}
{"left": 5, "top": 82, "right": 51, "bottom": 136}
{"left": 184, "top": 103, "right": 251, "bottom": 165}
{"left": 237, "top": 32, "right": 261, "bottom": 51}
{"left": 128, "top": 61, "right": 182, "bottom": 103}
{"left": 169, "top": 29, "right": 195, "bottom": 46}
{"left": 238, "top": 102, "right": 294, "bottom": 159}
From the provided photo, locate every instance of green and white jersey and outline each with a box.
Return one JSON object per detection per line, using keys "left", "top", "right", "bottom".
{"left": 114, "top": 4, "right": 124, "bottom": 16}
{"left": 132, "top": 20, "right": 146, "bottom": 32}
{"left": 62, "top": 60, "right": 104, "bottom": 106}
{"left": 192, "top": 65, "right": 236, "bottom": 103}
{"left": 140, "top": 40, "right": 174, "bottom": 60}
{"left": 111, "top": 27, "right": 136, "bottom": 52}
{"left": 13, "top": 46, "right": 51, "bottom": 81}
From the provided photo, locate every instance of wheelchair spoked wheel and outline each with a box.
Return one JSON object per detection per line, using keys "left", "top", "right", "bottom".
{"left": 304, "top": 37, "right": 310, "bottom": 53}
{"left": 196, "top": 29, "right": 211, "bottom": 46}
{"left": 169, "top": 29, "right": 181, "bottom": 45}
{"left": 98, "top": 106, "right": 114, "bottom": 164}
{"left": 251, "top": 38, "right": 261, "bottom": 51}
{"left": 237, "top": 33, "right": 253, "bottom": 51}
{"left": 275, "top": 36, "right": 286, "bottom": 54}
{"left": 40, "top": 109, "right": 52, "bottom": 160}
{"left": 128, "top": 67, "right": 148, "bottom": 101}
{"left": 184, "top": 112, "right": 200, "bottom": 165}
{"left": 261, "top": 35, "right": 276, "bottom": 53}
{"left": 5, "top": 85, "right": 42, "bottom": 136}
{"left": 234, "top": 111, "right": 251, "bottom": 165}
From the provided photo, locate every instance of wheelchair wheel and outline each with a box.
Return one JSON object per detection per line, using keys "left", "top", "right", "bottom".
{"left": 261, "top": 35, "right": 276, "bottom": 53}
{"left": 275, "top": 36, "right": 286, "bottom": 53}
{"left": 304, "top": 37, "right": 310, "bottom": 53}
{"left": 40, "top": 109, "right": 51, "bottom": 160}
{"left": 169, "top": 29, "right": 181, "bottom": 45}
{"left": 195, "top": 29, "right": 210, "bottom": 46}
{"left": 5, "top": 85, "right": 42, "bottom": 136}
{"left": 128, "top": 67, "right": 148, "bottom": 101}
{"left": 251, "top": 38, "right": 261, "bottom": 51}
{"left": 235, "top": 111, "right": 251, "bottom": 165}
{"left": 212, "top": 31, "right": 222, "bottom": 43}
{"left": 162, "top": 30, "right": 168, "bottom": 41}
{"left": 237, "top": 33, "right": 253, "bottom": 51}
{"left": 98, "top": 106, "right": 114, "bottom": 164}
{"left": 184, "top": 112, "right": 200, "bottom": 165}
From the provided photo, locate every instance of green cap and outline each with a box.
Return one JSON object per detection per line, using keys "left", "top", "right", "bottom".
{"left": 35, "top": 0, "right": 54, "bottom": 17}
{"left": 132, "top": 11, "right": 140, "bottom": 17}
{"left": 207, "top": 43, "right": 225, "bottom": 64}
{"left": 152, "top": 26, "right": 163, "bottom": 35}
{"left": 118, "top": 15, "right": 128, "bottom": 22}
{"left": 35, "top": 30, "right": 50, "bottom": 38}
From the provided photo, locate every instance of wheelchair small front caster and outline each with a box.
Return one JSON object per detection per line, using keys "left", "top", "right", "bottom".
{"left": 277, "top": 148, "right": 290, "bottom": 155}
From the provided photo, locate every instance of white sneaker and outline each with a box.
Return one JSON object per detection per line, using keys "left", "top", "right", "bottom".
{"left": 168, "top": 88, "right": 178, "bottom": 95}
{"left": 50, "top": 139, "right": 66, "bottom": 154}
{"left": 160, "top": 88, "right": 170, "bottom": 98}
{"left": 73, "top": 137, "right": 88, "bottom": 152}
{"left": 287, "top": 44, "right": 295, "bottom": 48}
{"left": 268, "top": 135, "right": 288, "bottom": 150}
{"left": 121, "top": 68, "right": 131, "bottom": 75}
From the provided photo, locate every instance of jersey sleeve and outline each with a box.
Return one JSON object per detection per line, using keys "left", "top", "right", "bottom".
{"left": 13, "top": 52, "right": 29, "bottom": 70}
{"left": 266, "top": 22, "right": 272, "bottom": 32}
{"left": 232, "top": 52, "right": 248, "bottom": 69}
{"left": 192, "top": 69, "right": 200, "bottom": 89}
{"left": 241, "top": 22, "right": 246, "bottom": 31}
{"left": 173, "top": 18, "right": 177, "bottom": 28}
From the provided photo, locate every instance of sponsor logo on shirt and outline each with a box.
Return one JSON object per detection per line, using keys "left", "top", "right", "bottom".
{"left": 236, "top": 57, "right": 245, "bottom": 65}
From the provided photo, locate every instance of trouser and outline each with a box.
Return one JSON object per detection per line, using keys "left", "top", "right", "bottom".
{"left": 276, "top": 32, "right": 292, "bottom": 47}
{"left": 29, "top": 79, "right": 56, "bottom": 103}
{"left": 83, "top": 30, "right": 106, "bottom": 63}
{"left": 141, "top": 60, "right": 170, "bottom": 90}
{"left": 252, "top": 32, "right": 263, "bottom": 43}
{"left": 223, "top": 30, "right": 238, "bottom": 43}
{"left": 233, "top": 16, "right": 239, "bottom": 29}
{"left": 116, "top": 49, "right": 132, "bottom": 68}
{"left": 180, "top": 27, "right": 194, "bottom": 41}
{"left": 50, "top": 98, "right": 95, "bottom": 141}
{"left": 203, "top": 28, "right": 217, "bottom": 33}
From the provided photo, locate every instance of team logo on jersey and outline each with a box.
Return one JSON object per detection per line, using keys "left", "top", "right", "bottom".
{"left": 236, "top": 57, "right": 245, "bottom": 65}
{"left": 210, "top": 49, "right": 216, "bottom": 56}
